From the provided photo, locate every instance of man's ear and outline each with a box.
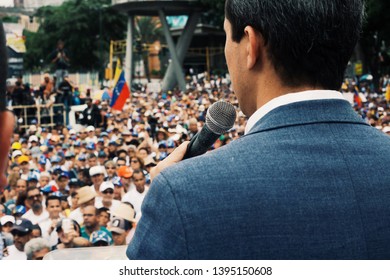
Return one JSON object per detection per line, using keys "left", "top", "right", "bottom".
{"left": 244, "top": 26, "right": 263, "bottom": 70}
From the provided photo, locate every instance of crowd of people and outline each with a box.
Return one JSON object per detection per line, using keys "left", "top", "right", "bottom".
{"left": 0, "top": 71, "right": 389, "bottom": 259}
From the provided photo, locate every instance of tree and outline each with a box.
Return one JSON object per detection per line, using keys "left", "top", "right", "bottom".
{"left": 134, "top": 16, "right": 163, "bottom": 82}
{"left": 361, "top": 0, "right": 390, "bottom": 87}
{"left": 199, "top": 0, "right": 225, "bottom": 29}
{"left": 23, "top": 0, "right": 126, "bottom": 73}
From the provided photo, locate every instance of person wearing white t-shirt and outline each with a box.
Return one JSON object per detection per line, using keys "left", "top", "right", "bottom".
{"left": 39, "top": 196, "right": 63, "bottom": 247}
{"left": 22, "top": 187, "right": 49, "bottom": 225}
{"left": 95, "top": 181, "right": 121, "bottom": 212}
{"left": 121, "top": 169, "right": 149, "bottom": 221}
{"left": 3, "top": 218, "right": 33, "bottom": 260}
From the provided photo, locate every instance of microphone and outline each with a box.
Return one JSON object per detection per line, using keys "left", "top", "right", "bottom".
{"left": 183, "top": 100, "right": 236, "bottom": 159}
{"left": 0, "top": 21, "right": 7, "bottom": 111}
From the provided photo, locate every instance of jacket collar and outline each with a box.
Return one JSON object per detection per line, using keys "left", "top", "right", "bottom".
{"left": 244, "top": 99, "right": 369, "bottom": 136}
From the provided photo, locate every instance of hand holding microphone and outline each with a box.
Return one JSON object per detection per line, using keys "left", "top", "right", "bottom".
{"left": 150, "top": 101, "right": 236, "bottom": 180}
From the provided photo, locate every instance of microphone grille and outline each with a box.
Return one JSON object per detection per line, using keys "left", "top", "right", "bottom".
{"left": 206, "top": 101, "right": 237, "bottom": 135}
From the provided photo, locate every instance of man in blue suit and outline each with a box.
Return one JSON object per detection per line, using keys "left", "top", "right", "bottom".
{"left": 127, "top": 0, "right": 390, "bottom": 259}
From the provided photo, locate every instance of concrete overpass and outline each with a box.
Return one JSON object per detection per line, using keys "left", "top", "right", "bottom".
{"left": 111, "top": 0, "right": 204, "bottom": 91}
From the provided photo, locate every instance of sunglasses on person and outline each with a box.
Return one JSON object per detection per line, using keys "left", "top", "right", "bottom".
{"left": 27, "top": 194, "right": 41, "bottom": 200}
{"left": 131, "top": 160, "right": 139, "bottom": 163}
{"left": 102, "top": 190, "right": 114, "bottom": 194}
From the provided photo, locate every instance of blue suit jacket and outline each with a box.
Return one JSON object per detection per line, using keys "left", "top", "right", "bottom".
{"left": 127, "top": 99, "right": 390, "bottom": 259}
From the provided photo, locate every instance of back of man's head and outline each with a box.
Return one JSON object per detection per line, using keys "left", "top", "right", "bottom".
{"left": 0, "top": 21, "right": 7, "bottom": 111}
{"left": 225, "top": 0, "right": 364, "bottom": 90}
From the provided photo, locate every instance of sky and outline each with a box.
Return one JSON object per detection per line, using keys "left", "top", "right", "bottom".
{"left": 0, "top": 0, "right": 14, "bottom": 7}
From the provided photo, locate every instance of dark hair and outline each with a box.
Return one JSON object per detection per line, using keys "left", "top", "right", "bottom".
{"left": 225, "top": 0, "right": 365, "bottom": 90}
{"left": 130, "top": 156, "right": 144, "bottom": 169}
{"left": 88, "top": 153, "right": 97, "bottom": 159}
{"left": 31, "top": 224, "right": 42, "bottom": 236}
{"left": 97, "top": 207, "right": 110, "bottom": 218}
{"left": 45, "top": 195, "right": 61, "bottom": 207}
{"left": 26, "top": 186, "right": 39, "bottom": 196}
{"left": 132, "top": 169, "right": 145, "bottom": 178}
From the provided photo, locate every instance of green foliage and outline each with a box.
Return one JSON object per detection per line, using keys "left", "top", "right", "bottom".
{"left": 361, "top": 0, "right": 390, "bottom": 73}
{"left": 199, "top": 0, "right": 225, "bottom": 29}
{"left": 24, "top": 0, "right": 126, "bottom": 72}
{"left": 135, "top": 16, "right": 163, "bottom": 44}
{"left": 2, "top": 16, "right": 19, "bottom": 23}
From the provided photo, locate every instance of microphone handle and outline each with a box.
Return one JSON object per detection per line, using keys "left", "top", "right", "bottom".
{"left": 183, "top": 125, "right": 220, "bottom": 160}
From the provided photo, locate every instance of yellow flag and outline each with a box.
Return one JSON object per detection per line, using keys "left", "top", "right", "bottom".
{"left": 386, "top": 84, "right": 390, "bottom": 102}
{"left": 113, "top": 58, "right": 122, "bottom": 85}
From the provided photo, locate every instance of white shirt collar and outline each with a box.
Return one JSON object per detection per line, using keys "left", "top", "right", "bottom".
{"left": 245, "top": 90, "right": 346, "bottom": 135}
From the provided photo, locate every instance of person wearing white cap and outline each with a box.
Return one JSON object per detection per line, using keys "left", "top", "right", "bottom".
{"left": 95, "top": 181, "right": 121, "bottom": 212}
{"left": 1, "top": 215, "right": 15, "bottom": 233}
{"left": 89, "top": 165, "right": 106, "bottom": 194}
{"left": 28, "top": 135, "right": 39, "bottom": 148}
{"left": 11, "top": 150, "right": 22, "bottom": 163}
{"left": 85, "top": 125, "right": 98, "bottom": 144}
{"left": 0, "top": 216, "right": 14, "bottom": 260}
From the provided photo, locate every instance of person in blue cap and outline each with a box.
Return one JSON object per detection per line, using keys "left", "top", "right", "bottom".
{"left": 27, "top": 172, "right": 39, "bottom": 188}
{"left": 56, "top": 172, "right": 70, "bottom": 195}
{"left": 3, "top": 218, "right": 33, "bottom": 260}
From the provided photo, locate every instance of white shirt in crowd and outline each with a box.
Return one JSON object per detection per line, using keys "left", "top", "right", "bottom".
{"left": 2, "top": 245, "right": 27, "bottom": 260}
{"left": 22, "top": 209, "right": 49, "bottom": 225}
{"left": 121, "top": 186, "right": 149, "bottom": 222}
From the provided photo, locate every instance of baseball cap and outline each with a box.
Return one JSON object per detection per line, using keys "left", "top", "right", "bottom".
{"left": 111, "top": 203, "right": 136, "bottom": 223}
{"left": 14, "top": 205, "right": 26, "bottom": 215}
{"left": 98, "top": 151, "right": 107, "bottom": 158}
{"left": 73, "top": 140, "right": 81, "bottom": 147}
{"left": 38, "top": 155, "right": 47, "bottom": 165}
{"left": 99, "top": 181, "right": 114, "bottom": 193}
{"left": 11, "top": 218, "right": 33, "bottom": 234}
{"left": 78, "top": 154, "right": 86, "bottom": 161}
{"left": 58, "top": 171, "right": 69, "bottom": 179}
{"left": 108, "top": 217, "right": 132, "bottom": 234}
{"left": 69, "top": 178, "right": 80, "bottom": 187}
{"left": 41, "top": 185, "right": 59, "bottom": 194}
{"left": 27, "top": 173, "right": 39, "bottom": 182}
{"left": 89, "top": 166, "right": 105, "bottom": 177}
{"left": 28, "top": 135, "right": 39, "bottom": 143}
{"left": 17, "top": 155, "right": 29, "bottom": 165}
{"left": 86, "top": 142, "right": 95, "bottom": 150}
{"left": 11, "top": 142, "right": 22, "bottom": 150}
{"left": 89, "top": 230, "right": 112, "bottom": 246}
{"left": 0, "top": 215, "right": 15, "bottom": 226}
{"left": 12, "top": 150, "right": 22, "bottom": 159}
{"left": 87, "top": 125, "right": 95, "bottom": 132}
{"left": 112, "top": 176, "right": 123, "bottom": 187}
{"left": 108, "top": 140, "right": 118, "bottom": 146}
{"left": 117, "top": 166, "right": 133, "bottom": 178}
{"left": 65, "top": 151, "right": 75, "bottom": 158}
{"left": 50, "top": 155, "right": 61, "bottom": 163}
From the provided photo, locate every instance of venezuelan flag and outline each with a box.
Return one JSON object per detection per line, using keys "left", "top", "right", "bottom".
{"left": 353, "top": 86, "right": 362, "bottom": 108}
{"left": 110, "top": 70, "right": 130, "bottom": 111}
